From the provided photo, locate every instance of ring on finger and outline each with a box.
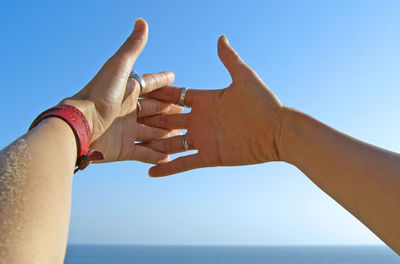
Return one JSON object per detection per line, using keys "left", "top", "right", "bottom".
{"left": 136, "top": 100, "right": 142, "bottom": 115}
{"left": 182, "top": 134, "right": 189, "bottom": 151}
{"left": 129, "top": 70, "right": 146, "bottom": 95}
{"left": 178, "top": 87, "right": 189, "bottom": 108}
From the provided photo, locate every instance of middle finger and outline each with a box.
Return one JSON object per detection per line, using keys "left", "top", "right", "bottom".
{"left": 136, "top": 124, "right": 182, "bottom": 142}
{"left": 138, "top": 98, "right": 183, "bottom": 118}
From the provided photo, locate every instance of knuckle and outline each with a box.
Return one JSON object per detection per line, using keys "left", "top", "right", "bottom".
{"left": 148, "top": 100, "right": 157, "bottom": 114}
{"left": 159, "top": 72, "right": 168, "bottom": 86}
{"left": 147, "top": 75, "right": 156, "bottom": 89}
{"left": 131, "top": 79, "right": 141, "bottom": 93}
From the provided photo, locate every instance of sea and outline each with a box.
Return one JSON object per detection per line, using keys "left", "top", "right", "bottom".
{"left": 64, "top": 245, "right": 400, "bottom": 264}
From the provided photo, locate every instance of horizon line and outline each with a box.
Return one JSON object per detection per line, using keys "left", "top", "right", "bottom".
{"left": 66, "top": 243, "right": 386, "bottom": 247}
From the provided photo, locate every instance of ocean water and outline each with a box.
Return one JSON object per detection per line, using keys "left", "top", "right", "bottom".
{"left": 64, "top": 245, "right": 400, "bottom": 264}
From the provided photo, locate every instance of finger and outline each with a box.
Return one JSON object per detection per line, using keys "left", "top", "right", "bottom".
{"left": 217, "top": 35, "right": 251, "bottom": 82}
{"left": 136, "top": 125, "right": 182, "bottom": 142}
{"left": 140, "top": 135, "right": 195, "bottom": 154}
{"left": 113, "top": 18, "right": 148, "bottom": 70}
{"left": 142, "top": 71, "right": 175, "bottom": 94}
{"left": 143, "top": 86, "right": 198, "bottom": 107}
{"left": 126, "top": 71, "right": 175, "bottom": 100}
{"left": 137, "top": 98, "right": 183, "bottom": 118}
{"left": 138, "top": 113, "right": 190, "bottom": 130}
{"left": 167, "top": 104, "right": 185, "bottom": 114}
{"left": 149, "top": 154, "right": 203, "bottom": 177}
{"left": 130, "top": 145, "right": 170, "bottom": 164}
{"left": 75, "top": 19, "right": 148, "bottom": 99}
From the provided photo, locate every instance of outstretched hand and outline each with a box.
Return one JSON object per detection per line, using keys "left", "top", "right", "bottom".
{"left": 139, "top": 35, "right": 285, "bottom": 176}
{"left": 61, "top": 18, "right": 182, "bottom": 164}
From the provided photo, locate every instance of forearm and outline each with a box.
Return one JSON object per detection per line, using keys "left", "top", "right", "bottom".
{"left": 279, "top": 107, "right": 400, "bottom": 253}
{"left": 0, "top": 118, "right": 76, "bottom": 263}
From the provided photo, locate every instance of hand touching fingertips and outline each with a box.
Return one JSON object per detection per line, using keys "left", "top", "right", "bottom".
{"left": 143, "top": 35, "right": 283, "bottom": 177}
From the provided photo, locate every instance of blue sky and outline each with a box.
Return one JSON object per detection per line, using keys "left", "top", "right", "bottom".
{"left": 1, "top": 0, "right": 400, "bottom": 245}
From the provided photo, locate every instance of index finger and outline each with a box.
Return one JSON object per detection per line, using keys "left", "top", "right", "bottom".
{"left": 142, "top": 71, "right": 175, "bottom": 94}
{"left": 126, "top": 71, "right": 175, "bottom": 99}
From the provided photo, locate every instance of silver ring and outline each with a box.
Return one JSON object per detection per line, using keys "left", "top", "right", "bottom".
{"left": 178, "top": 87, "right": 189, "bottom": 107}
{"left": 136, "top": 101, "right": 142, "bottom": 115}
{"left": 129, "top": 70, "right": 146, "bottom": 95}
{"left": 182, "top": 134, "right": 189, "bottom": 151}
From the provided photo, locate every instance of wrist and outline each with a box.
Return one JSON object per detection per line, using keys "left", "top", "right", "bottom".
{"left": 276, "top": 106, "right": 302, "bottom": 165}
{"left": 59, "top": 98, "right": 95, "bottom": 139}
{"left": 29, "top": 103, "right": 104, "bottom": 172}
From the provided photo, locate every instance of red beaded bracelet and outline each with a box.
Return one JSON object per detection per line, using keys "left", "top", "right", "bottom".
{"left": 29, "top": 104, "right": 104, "bottom": 173}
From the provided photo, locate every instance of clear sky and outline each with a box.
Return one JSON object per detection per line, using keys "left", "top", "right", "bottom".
{"left": 1, "top": 0, "right": 400, "bottom": 245}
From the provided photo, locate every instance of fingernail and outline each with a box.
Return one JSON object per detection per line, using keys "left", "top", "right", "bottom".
{"left": 223, "top": 34, "right": 229, "bottom": 44}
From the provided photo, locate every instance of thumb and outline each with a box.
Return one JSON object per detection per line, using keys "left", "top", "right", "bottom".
{"left": 113, "top": 18, "right": 149, "bottom": 70}
{"left": 217, "top": 35, "right": 250, "bottom": 82}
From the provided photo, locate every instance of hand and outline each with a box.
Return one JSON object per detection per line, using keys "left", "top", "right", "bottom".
{"left": 61, "top": 18, "right": 182, "bottom": 163}
{"left": 91, "top": 97, "right": 183, "bottom": 163}
{"left": 139, "top": 35, "right": 285, "bottom": 176}
{"left": 61, "top": 18, "right": 171, "bottom": 141}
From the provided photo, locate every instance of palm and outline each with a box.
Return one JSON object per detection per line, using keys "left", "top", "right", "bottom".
{"left": 140, "top": 36, "right": 283, "bottom": 176}
{"left": 91, "top": 101, "right": 182, "bottom": 163}
{"left": 90, "top": 113, "right": 137, "bottom": 163}
{"left": 208, "top": 81, "right": 280, "bottom": 165}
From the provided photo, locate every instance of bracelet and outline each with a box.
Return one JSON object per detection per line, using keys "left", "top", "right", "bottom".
{"left": 29, "top": 104, "right": 104, "bottom": 173}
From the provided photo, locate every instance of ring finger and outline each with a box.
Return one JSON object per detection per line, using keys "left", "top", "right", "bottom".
{"left": 139, "top": 134, "right": 195, "bottom": 154}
